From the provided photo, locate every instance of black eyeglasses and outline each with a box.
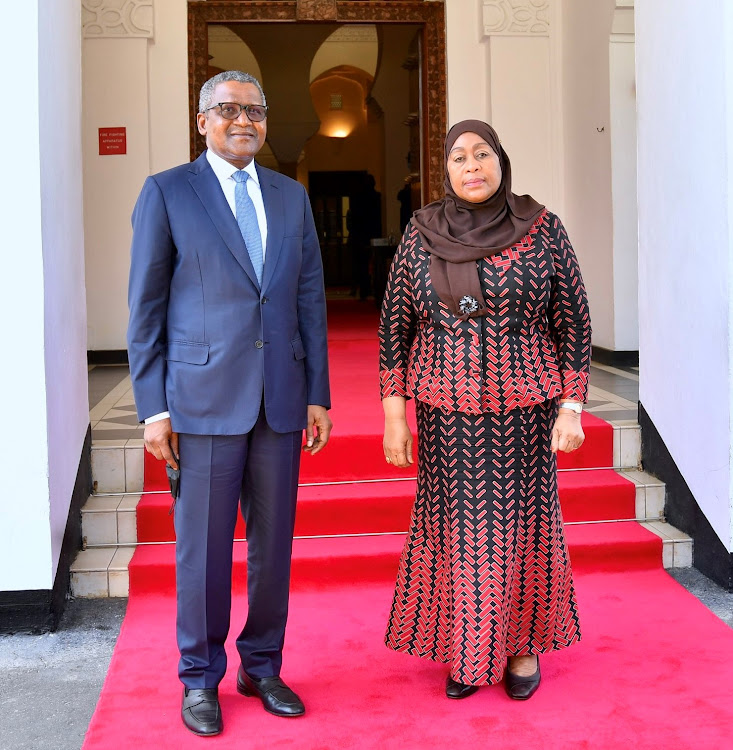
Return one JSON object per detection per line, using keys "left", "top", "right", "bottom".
{"left": 204, "top": 102, "right": 268, "bottom": 122}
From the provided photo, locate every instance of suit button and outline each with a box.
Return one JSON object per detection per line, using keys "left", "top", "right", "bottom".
{"left": 255, "top": 340, "right": 264, "bottom": 349}
{"left": 261, "top": 297, "right": 268, "bottom": 304}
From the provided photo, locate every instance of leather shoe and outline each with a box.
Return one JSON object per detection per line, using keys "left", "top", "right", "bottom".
{"left": 446, "top": 674, "right": 479, "bottom": 699}
{"left": 236, "top": 666, "right": 305, "bottom": 717}
{"left": 181, "top": 687, "right": 222, "bottom": 736}
{"left": 505, "top": 657, "right": 541, "bottom": 700}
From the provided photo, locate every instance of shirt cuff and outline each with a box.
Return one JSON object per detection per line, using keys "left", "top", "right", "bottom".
{"left": 144, "top": 411, "right": 170, "bottom": 425}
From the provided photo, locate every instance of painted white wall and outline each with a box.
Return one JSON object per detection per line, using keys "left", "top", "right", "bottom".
{"left": 0, "top": 1, "right": 86, "bottom": 591}
{"left": 560, "top": 0, "right": 616, "bottom": 349}
{"left": 446, "top": 0, "right": 491, "bottom": 126}
{"left": 637, "top": 0, "right": 733, "bottom": 550}
{"left": 83, "top": 0, "right": 189, "bottom": 351}
{"left": 149, "top": 0, "right": 189, "bottom": 175}
{"left": 83, "top": 38, "right": 150, "bottom": 351}
{"left": 40, "top": 0, "right": 88, "bottom": 581}
{"left": 489, "top": 35, "right": 554, "bottom": 205}
{"left": 609, "top": 5, "right": 638, "bottom": 350}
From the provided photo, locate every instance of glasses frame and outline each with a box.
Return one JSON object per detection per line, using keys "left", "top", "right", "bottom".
{"left": 204, "top": 102, "right": 269, "bottom": 122}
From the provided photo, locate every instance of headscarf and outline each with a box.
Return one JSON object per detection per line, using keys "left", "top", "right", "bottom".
{"left": 411, "top": 119, "right": 545, "bottom": 319}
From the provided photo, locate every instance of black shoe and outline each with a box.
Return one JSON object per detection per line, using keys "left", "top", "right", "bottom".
{"left": 505, "top": 657, "right": 541, "bottom": 701}
{"left": 446, "top": 674, "right": 479, "bottom": 699}
{"left": 236, "top": 666, "right": 305, "bottom": 717}
{"left": 181, "top": 687, "right": 222, "bottom": 736}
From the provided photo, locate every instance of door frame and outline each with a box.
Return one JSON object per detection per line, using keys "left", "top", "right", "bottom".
{"left": 187, "top": 0, "right": 447, "bottom": 202}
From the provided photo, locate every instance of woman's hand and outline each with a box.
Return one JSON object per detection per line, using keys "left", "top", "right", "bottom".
{"left": 551, "top": 412, "right": 585, "bottom": 454}
{"left": 384, "top": 417, "right": 414, "bottom": 468}
{"left": 382, "top": 396, "right": 414, "bottom": 468}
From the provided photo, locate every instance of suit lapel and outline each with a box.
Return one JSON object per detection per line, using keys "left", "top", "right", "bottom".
{"left": 258, "top": 164, "right": 284, "bottom": 293}
{"left": 187, "top": 152, "right": 260, "bottom": 290}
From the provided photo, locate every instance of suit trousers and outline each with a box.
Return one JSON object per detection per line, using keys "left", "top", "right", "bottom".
{"left": 173, "top": 405, "right": 302, "bottom": 688}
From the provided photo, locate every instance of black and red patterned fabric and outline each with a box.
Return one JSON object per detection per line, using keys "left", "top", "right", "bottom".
{"left": 385, "top": 400, "right": 581, "bottom": 685}
{"left": 379, "top": 209, "right": 590, "bottom": 684}
{"left": 379, "top": 210, "right": 591, "bottom": 412}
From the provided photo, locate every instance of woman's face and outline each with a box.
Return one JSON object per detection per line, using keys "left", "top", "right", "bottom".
{"left": 446, "top": 131, "right": 502, "bottom": 203}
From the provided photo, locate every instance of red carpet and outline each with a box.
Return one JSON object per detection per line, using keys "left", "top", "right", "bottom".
{"left": 83, "top": 300, "right": 733, "bottom": 749}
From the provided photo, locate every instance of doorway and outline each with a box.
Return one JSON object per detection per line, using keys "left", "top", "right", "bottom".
{"left": 187, "top": 1, "right": 447, "bottom": 205}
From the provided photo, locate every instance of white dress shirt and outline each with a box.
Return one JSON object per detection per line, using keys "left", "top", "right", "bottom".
{"left": 145, "top": 150, "right": 269, "bottom": 426}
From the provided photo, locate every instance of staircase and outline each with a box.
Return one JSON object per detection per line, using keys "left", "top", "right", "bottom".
{"left": 70, "top": 419, "right": 692, "bottom": 598}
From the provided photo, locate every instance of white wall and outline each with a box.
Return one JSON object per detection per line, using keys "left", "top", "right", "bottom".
{"left": 609, "top": 5, "right": 638, "bottom": 351}
{"left": 40, "top": 0, "right": 89, "bottom": 580}
{"left": 446, "top": 0, "right": 491, "bottom": 125}
{"left": 84, "top": 0, "right": 188, "bottom": 351}
{"left": 637, "top": 0, "right": 733, "bottom": 551}
{"left": 0, "top": 1, "right": 86, "bottom": 591}
{"left": 561, "top": 0, "right": 616, "bottom": 349}
{"left": 0, "top": 2, "right": 50, "bottom": 591}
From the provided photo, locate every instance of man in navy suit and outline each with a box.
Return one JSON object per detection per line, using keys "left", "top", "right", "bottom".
{"left": 127, "top": 71, "right": 332, "bottom": 737}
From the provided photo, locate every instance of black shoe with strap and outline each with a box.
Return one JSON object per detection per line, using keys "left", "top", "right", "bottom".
{"left": 445, "top": 674, "right": 479, "bottom": 699}
{"left": 505, "top": 657, "right": 541, "bottom": 701}
{"left": 181, "top": 687, "right": 222, "bottom": 736}
{"left": 236, "top": 666, "right": 305, "bottom": 717}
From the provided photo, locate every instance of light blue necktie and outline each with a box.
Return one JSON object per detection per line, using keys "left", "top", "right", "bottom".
{"left": 232, "top": 170, "right": 264, "bottom": 285}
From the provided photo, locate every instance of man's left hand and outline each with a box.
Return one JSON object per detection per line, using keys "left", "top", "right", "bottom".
{"left": 304, "top": 405, "right": 332, "bottom": 455}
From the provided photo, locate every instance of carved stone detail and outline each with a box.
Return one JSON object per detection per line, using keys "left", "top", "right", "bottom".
{"left": 297, "top": 0, "right": 338, "bottom": 21}
{"left": 189, "top": 1, "right": 447, "bottom": 202}
{"left": 482, "top": 0, "right": 550, "bottom": 38}
{"left": 82, "top": 0, "right": 154, "bottom": 38}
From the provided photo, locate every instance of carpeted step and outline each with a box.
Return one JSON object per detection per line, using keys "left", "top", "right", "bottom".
{"left": 128, "top": 521, "right": 662, "bottom": 595}
{"left": 142, "top": 411, "right": 614, "bottom": 491}
{"left": 135, "top": 469, "right": 635, "bottom": 543}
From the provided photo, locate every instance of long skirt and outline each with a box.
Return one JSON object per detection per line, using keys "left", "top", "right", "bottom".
{"left": 384, "top": 399, "right": 581, "bottom": 686}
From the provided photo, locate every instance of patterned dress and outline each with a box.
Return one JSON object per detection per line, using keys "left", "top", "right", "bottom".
{"left": 378, "top": 211, "right": 591, "bottom": 685}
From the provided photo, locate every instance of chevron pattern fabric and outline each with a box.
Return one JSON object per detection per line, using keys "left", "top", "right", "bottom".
{"left": 385, "top": 400, "right": 581, "bottom": 685}
{"left": 378, "top": 211, "right": 591, "bottom": 412}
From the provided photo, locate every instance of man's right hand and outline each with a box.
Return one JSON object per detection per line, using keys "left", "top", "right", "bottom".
{"left": 144, "top": 418, "right": 179, "bottom": 469}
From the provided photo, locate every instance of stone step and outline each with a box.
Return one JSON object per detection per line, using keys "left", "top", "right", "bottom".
{"left": 639, "top": 521, "right": 694, "bottom": 569}
{"left": 69, "top": 518, "right": 694, "bottom": 599}
{"left": 70, "top": 465, "right": 688, "bottom": 599}
{"left": 89, "top": 423, "right": 643, "bottom": 493}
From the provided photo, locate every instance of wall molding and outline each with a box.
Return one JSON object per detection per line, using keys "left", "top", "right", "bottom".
{"left": 482, "top": 0, "right": 550, "bottom": 38}
{"left": 82, "top": 0, "right": 154, "bottom": 39}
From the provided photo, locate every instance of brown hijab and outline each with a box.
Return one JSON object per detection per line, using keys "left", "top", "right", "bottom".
{"left": 411, "top": 120, "right": 545, "bottom": 319}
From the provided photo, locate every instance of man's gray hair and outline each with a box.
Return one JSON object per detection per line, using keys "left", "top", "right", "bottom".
{"left": 198, "top": 71, "right": 267, "bottom": 113}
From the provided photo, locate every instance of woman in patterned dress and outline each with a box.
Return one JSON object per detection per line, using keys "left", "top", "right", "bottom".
{"left": 378, "top": 120, "right": 591, "bottom": 700}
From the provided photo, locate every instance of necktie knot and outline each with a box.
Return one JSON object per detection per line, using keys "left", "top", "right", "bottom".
{"left": 232, "top": 170, "right": 249, "bottom": 184}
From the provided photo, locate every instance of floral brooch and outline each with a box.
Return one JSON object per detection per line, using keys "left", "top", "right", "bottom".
{"left": 458, "top": 295, "right": 480, "bottom": 316}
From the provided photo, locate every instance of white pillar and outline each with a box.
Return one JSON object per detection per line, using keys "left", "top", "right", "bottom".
{"left": 609, "top": 2, "right": 638, "bottom": 351}
{"left": 637, "top": 0, "right": 733, "bottom": 553}
{"left": 0, "top": 0, "right": 87, "bottom": 594}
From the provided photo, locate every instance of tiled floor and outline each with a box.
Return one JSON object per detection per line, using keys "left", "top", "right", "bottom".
{"left": 88, "top": 361, "right": 640, "bottom": 443}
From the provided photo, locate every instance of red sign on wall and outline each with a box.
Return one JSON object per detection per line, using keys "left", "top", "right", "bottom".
{"left": 99, "top": 127, "right": 127, "bottom": 155}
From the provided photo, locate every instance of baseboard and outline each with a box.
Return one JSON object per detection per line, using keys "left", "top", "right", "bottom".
{"left": 0, "top": 425, "right": 92, "bottom": 634}
{"left": 591, "top": 346, "right": 639, "bottom": 368}
{"left": 639, "top": 402, "right": 733, "bottom": 591}
{"left": 88, "top": 349, "right": 128, "bottom": 365}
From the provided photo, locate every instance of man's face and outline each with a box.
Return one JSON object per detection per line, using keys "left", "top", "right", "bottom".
{"left": 196, "top": 81, "right": 267, "bottom": 168}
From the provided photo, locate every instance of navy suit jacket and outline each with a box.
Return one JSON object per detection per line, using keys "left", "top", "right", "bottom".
{"left": 127, "top": 151, "right": 330, "bottom": 435}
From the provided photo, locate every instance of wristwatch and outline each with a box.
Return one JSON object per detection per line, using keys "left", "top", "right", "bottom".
{"left": 559, "top": 401, "right": 583, "bottom": 414}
